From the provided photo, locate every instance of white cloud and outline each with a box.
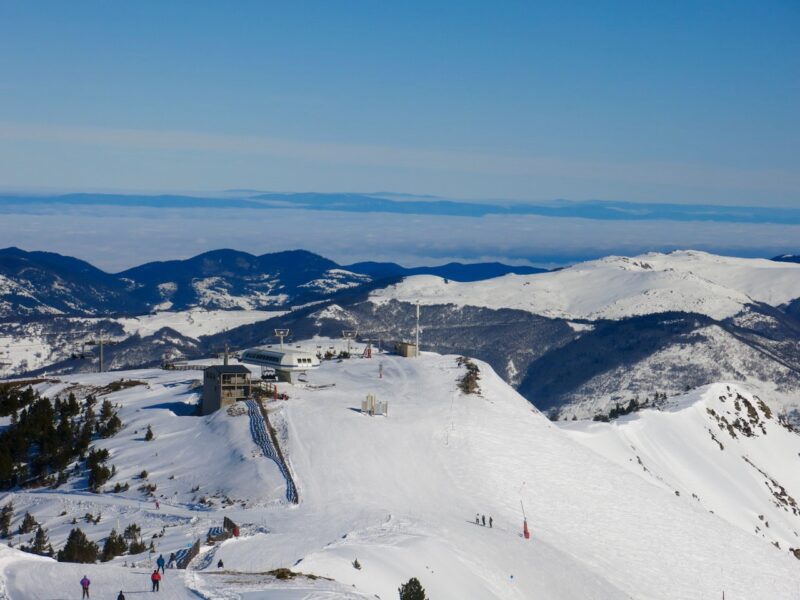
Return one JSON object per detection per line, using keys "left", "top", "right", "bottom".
{"left": 0, "top": 206, "right": 798, "bottom": 272}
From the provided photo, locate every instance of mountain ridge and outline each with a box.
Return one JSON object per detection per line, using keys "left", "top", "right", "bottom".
{"left": 0, "top": 246, "right": 544, "bottom": 318}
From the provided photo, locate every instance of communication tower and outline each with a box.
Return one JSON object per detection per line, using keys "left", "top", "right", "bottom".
{"left": 274, "top": 328, "right": 290, "bottom": 349}
{"left": 342, "top": 330, "right": 357, "bottom": 355}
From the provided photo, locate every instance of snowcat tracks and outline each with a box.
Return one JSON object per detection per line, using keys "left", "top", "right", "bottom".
{"left": 244, "top": 398, "right": 299, "bottom": 503}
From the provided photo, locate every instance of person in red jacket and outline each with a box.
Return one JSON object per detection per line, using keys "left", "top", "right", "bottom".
{"left": 151, "top": 569, "right": 161, "bottom": 592}
{"left": 79, "top": 575, "right": 90, "bottom": 598}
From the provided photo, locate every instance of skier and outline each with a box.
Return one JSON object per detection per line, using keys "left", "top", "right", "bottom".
{"left": 489, "top": 516, "right": 493, "bottom": 528}
{"left": 79, "top": 575, "right": 90, "bottom": 599}
{"left": 481, "top": 514, "right": 486, "bottom": 526}
{"left": 156, "top": 554, "right": 166, "bottom": 574}
{"left": 167, "top": 552, "right": 177, "bottom": 569}
{"left": 155, "top": 500, "right": 160, "bottom": 509}
{"left": 151, "top": 569, "right": 161, "bottom": 592}
{"left": 117, "top": 592, "right": 126, "bottom": 600}
{"left": 217, "top": 559, "right": 224, "bottom": 568}
{"left": 475, "top": 513, "right": 479, "bottom": 525}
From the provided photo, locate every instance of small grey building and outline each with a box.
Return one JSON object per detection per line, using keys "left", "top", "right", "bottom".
{"left": 202, "top": 364, "right": 252, "bottom": 415}
{"left": 394, "top": 341, "right": 417, "bottom": 358}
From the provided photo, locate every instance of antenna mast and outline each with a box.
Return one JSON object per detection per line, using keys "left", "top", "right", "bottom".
{"left": 274, "top": 328, "right": 290, "bottom": 349}
{"left": 342, "top": 330, "right": 357, "bottom": 355}
{"left": 415, "top": 301, "right": 420, "bottom": 358}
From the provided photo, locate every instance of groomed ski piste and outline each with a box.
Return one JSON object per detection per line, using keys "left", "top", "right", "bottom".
{"left": 1, "top": 349, "right": 799, "bottom": 599}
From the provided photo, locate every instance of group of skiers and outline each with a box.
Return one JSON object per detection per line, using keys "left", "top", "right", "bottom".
{"left": 78, "top": 553, "right": 173, "bottom": 597}
{"left": 475, "top": 513, "right": 493, "bottom": 528}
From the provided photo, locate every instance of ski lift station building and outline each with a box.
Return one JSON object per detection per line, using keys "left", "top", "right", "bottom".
{"left": 239, "top": 346, "right": 320, "bottom": 382}
{"left": 202, "top": 364, "right": 252, "bottom": 415}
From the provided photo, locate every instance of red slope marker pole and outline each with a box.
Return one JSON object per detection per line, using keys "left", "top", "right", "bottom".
{"left": 521, "top": 499, "right": 530, "bottom": 539}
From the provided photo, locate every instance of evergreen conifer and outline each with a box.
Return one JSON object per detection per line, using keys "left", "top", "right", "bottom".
{"left": 57, "top": 528, "right": 99, "bottom": 563}
{"left": 29, "top": 525, "right": 53, "bottom": 556}
{"left": 19, "top": 511, "right": 38, "bottom": 534}
{"left": 398, "top": 577, "right": 428, "bottom": 600}
{"left": 101, "top": 528, "right": 128, "bottom": 561}
{"left": 0, "top": 501, "right": 13, "bottom": 537}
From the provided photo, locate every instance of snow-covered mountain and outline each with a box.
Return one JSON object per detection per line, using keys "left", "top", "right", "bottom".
{"left": 199, "top": 250, "right": 800, "bottom": 419}
{"left": 561, "top": 383, "right": 800, "bottom": 555}
{"left": 1, "top": 352, "right": 798, "bottom": 599}
{"left": 371, "top": 250, "right": 800, "bottom": 321}
{"left": 118, "top": 249, "right": 371, "bottom": 311}
{"left": 0, "top": 247, "right": 370, "bottom": 316}
{"left": 0, "top": 247, "right": 147, "bottom": 316}
{"left": 0, "top": 247, "right": 543, "bottom": 318}
{"left": 5, "top": 248, "right": 800, "bottom": 421}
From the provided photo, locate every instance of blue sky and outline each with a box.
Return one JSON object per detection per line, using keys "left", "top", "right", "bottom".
{"left": 0, "top": 1, "right": 798, "bottom": 206}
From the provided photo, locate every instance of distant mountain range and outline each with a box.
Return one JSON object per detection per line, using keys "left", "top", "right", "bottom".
{"left": 4, "top": 191, "right": 800, "bottom": 225}
{"left": 0, "top": 246, "right": 544, "bottom": 317}
{"left": 342, "top": 260, "right": 545, "bottom": 282}
{"left": 3, "top": 246, "right": 800, "bottom": 422}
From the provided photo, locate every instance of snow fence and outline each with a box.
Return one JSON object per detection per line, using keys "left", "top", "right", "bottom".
{"left": 244, "top": 398, "right": 298, "bottom": 503}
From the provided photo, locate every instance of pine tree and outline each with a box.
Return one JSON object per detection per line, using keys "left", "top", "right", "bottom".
{"left": 19, "top": 511, "right": 38, "bottom": 534}
{"left": 101, "top": 528, "right": 127, "bottom": 561}
{"left": 122, "top": 523, "right": 141, "bottom": 541}
{"left": 123, "top": 522, "right": 146, "bottom": 554}
{"left": 102, "top": 414, "right": 122, "bottom": 438}
{"left": 57, "top": 528, "right": 98, "bottom": 563}
{"left": 86, "top": 448, "right": 112, "bottom": 491}
{"left": 29, "top": 525, "right": 53, "bottom": 556}
{"left": 66, "top": 392, "right": 80, "bottom": 417}
{"left": 398, "top": 577, "right": 428, "bottom": 600}
{"left": 84, "top": 403, "right": 95, "bottom": 425}
{"left": 128, "top": 538, "right": 147, "bottom": 554}
{"left": 0, "top": 501, "right": 13, "bottom": 537}
{"left": 100, "top": 399, "right": 114, "bottom": 421}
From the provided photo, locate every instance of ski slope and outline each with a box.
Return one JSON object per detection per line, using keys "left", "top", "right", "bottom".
{"left": 560, "top": 383, "right": 800, "bottom": 554}
{"left": 370, "top": 250, "right": 800, "bottom": 320}
{"left": 1, "top": 353, "right": 799, "bottom": 598}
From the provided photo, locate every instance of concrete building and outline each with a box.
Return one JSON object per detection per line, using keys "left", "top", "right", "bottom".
{"left": 394, "top": 342, "right": 417, "bottom": 358}
{"left": 202, "top": 364, "right": 252, "bottom": 415}
{"left": 239, "top": 346, "right": 320, "bottom": 382}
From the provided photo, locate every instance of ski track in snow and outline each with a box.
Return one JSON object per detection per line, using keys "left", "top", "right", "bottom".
{"left": 245, "top": 399, "right": 297, "bottom": 504}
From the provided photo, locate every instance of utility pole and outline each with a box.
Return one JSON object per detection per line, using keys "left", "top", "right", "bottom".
{"left": 415, "top": 301, "right": 420, "bottom": 358}
{"left": 84, "top": 339, "right": 114, "bottom": 373}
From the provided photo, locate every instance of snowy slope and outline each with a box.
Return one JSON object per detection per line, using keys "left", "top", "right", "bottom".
{"left": 2, "top": 354, "right": 799, "bottom": 598}
{"left": 536, "top": 321, "right": 800, "bottom": 419}
{"left": 0, "top": 309, "right": 284, "bottom": 375}
{"left": 370, "top": 250, "right": 800, "bottom": 320}
{"left": 560, "top": 383, "right": 800, "bottom": 555}
{"left": 111, "top": 308, "right": 286, "bottom": 339}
